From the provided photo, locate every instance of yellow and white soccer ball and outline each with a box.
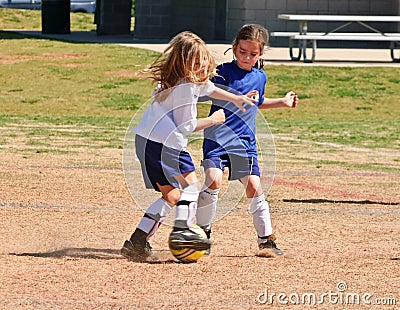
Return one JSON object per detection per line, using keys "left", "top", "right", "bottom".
{"left": 169, "top": 225, "right": 208, "bottom": 263}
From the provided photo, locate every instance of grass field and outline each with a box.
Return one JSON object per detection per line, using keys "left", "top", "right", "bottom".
{"left": 1, "top": 8, "right": 399, "bottom": 309}
{"left": 1, "top": 9, "right": 399, "bottom": 156}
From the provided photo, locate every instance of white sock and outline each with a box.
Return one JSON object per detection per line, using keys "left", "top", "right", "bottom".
{"left": 248, "top": 194, "right": 273, "bottom": 244}
{"left": 175, "top": 202, "right": 197, "bottom": 228}
{"left": 196, "top": 186, "right": 219, "bottom": 231}
{"left": 137, "top": 198, "right": 172, "bottom": 239}
{"left": 174, "top": 184, "right": 199, "bottom": 229}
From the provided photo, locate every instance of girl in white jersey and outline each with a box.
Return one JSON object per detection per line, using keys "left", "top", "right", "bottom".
{"left": 121, "top": 31, "right": 255, "bottom": 261}
{"left": 196, "top": 24, "right": 298, "bottom": 257}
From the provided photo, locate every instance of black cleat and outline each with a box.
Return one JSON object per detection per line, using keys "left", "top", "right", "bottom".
{"left": 169, "top": 228, "right": 212, "bottom": 251}
{"left": 120, "top": 240, "right": 158, "bottom": 262}
{"left": 258, "top": 239, "right": 284, "bottom": 257}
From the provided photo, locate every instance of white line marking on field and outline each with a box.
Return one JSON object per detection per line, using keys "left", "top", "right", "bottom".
{"left": 273, "top": 134, "right": 400, "bottom": 157}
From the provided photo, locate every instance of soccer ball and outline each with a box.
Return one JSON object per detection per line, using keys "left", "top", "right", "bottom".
{"left": 169, "top": 225, "right": 208, "bottom": 263}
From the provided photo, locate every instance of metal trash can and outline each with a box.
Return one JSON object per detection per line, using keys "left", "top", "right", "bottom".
{"left": 42, "top": 0, "right": 71, "bottom": 34}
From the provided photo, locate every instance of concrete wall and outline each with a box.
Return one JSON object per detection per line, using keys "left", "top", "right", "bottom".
{"left": 134, "top": 0, "right": 223, "bottom": 39}
{"left": 133, "top": 0, "right": 400, "bottom": 42}
{"left": 96, "top": 0, "right": 132, "bottom": 35}
{"left": 170, "top": 0, "right": 217, "bottom": 40}
{"left": 133, "top": 0, "right": 172, "bottom": 39}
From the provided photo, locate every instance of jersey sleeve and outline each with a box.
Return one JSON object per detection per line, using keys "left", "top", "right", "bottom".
{"left": 170, "top": 83, "right": 199, "bottom": 136}
{"left": 198, "top": 80, "right": 216, "bottom": 96}
{"left": 211, "top": 64, "right": 229, "bottom": 86}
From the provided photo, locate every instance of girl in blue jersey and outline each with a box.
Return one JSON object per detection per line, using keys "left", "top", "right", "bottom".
{"left": 121, "top": 31, "right": 255, "bottom": 262}
{"left": 196, "top": 24, "right": 298, "bottom": 257}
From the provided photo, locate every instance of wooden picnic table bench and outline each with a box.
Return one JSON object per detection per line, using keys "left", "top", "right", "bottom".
{"left": 272, "top": 14, "right": 400, "bottom": 63}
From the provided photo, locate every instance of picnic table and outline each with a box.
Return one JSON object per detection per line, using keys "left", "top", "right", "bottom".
{"left": 272, "top": 14, "right": 400, "bottom": 63}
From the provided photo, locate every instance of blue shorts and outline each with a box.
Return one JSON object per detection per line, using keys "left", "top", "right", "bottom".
{"left": 201, "top": 154, "right": 260, "bottom": 181}
{"left": 135, "top": 135, "right": 195, "bottom": 191}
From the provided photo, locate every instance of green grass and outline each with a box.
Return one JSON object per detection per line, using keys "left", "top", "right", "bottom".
{"left": 0, "top": 8, "right": 96, "bottom": 30}
{"left": 0, "top": 8, "right": 399, "bottom": 172}
{"left": 261, "top": 66, "right": 399, "bottom": 149}
{"left": 0, "top": 33, "right": 158, "bottom": 118}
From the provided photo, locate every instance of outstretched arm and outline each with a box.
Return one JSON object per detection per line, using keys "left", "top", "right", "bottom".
{"left": 209, "top": 87, "right": 256, "bottom": 112}
{"left": 259, "top": 91, "right": 298, "bottom": 109}
{"left": 194, "top": 109, "right": 225, "bottom": 132}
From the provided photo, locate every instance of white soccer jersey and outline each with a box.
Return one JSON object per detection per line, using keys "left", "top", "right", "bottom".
{"left": 133, "top": 80, "right": 216, "bottom": 151}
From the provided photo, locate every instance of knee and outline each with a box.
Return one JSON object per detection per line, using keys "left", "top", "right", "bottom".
{"left": 244, "top": 177, "right": 263, "bottom": 198}
{"left": 207, "top": 180, "right": 221, "bottom": 190}
{"left": 204, "top": 168, "right": 223, "bottom": 190}
{"left": 162, "top": 189, "right": 181, "bottom": 206}
{"left": 245, "top": 183, "right": 258, "bottom": 197}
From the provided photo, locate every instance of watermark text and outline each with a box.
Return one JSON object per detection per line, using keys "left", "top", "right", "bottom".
{"left": 256, "top": 282, "right": 397, "bottom": 306}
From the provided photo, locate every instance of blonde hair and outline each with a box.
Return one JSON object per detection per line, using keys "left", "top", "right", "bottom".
{"left": 149, "top": 31, "right": 217, "bottom": 101}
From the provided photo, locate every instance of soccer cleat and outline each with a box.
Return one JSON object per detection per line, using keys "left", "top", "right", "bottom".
{"left": 257, "top": 239, "right": 284, "bottom": 257}
{"left": 120, "top": 240, "right": 158, "bottom": 262}
{"left": 169, "top": 228, "right": 212, "bottom": 251}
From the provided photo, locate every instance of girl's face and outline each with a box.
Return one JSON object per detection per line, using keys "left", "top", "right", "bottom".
{"left": 233, "top": 39, "right": 263, "bottom": 71}
{"left": 193, "top": 56, "right": 209, "bottom": 80}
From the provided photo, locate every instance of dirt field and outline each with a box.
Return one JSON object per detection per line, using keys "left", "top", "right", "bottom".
{"left": 1, "top": 134, "right": 399, "bottom": 309}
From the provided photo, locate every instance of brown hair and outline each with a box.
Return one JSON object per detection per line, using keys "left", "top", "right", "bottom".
{"left": 149, "top": 31, "right": 217, "bottom": 101}
{"left": 233, "top": 24, "right": 269, "bottom": 53}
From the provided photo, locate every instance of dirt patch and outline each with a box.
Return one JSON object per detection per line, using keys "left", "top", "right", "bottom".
{"left": 106, "top": 69, "right": 137, "bottom": 79}
{"left": 1, "top": 137, "right": 399, "bottom": 309}
{"left": 0, "top": 53, "right": 88, "bottom": 65}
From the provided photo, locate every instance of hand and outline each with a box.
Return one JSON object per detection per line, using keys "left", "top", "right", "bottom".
{"left": 246, "top": 90, "right": 259, "bottom": 101}
{"left": 210, "top": 109, "right": 225, "bottom": 124}
{"left": 209, "top": 87, "right": 256, "bottom": 113}
{"left": 232, "top": 94, "right": 256, "bottom": 112}
{"left": 284, "top": 91, "right": 298, "bottom": 108}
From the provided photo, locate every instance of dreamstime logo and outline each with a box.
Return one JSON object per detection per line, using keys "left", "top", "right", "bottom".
{"left": 256, "top": 282, "right": 398, "bottom": 306}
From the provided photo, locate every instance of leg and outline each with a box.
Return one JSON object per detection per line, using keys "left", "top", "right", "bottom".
{"left": 390, "top": 41, "right": 400, "bottom": 62}
{"left": 129, "top": 184, "right": 178, "bottom": 242}
{"left": 132, "top": 175, "right": 199, "bottom": 242}
{"left": 196, "top": 167, "right": 223, "bottom": 232}
{"left": 241, "top": 175, "right": 283, "bottom": 257}
{"left": 123, "top": 136, "right": 209, "bottom": 260}
{"left": 121, "top": 184, "right": 178, "bottom": 262}
{"left": 168, "top": 171, "right": 212, "bottom": 251}
{"left": 172, "top": 171, "right": 199, "bottom": 229}
{"left": 242, "top": 175, "right": 273, "bottom": 240}
{"left": 196, "top": 167, "right": 223, "bottom": 254}
{"left": 289, "top": 37, "right": 302, "bottom": 61}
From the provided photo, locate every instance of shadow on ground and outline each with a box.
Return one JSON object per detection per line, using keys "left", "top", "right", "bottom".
{"left": 10, "top": 247, "right": 124, "bottom": 260}
{"left": 9, "top": 247, "right": 180, "bottom": 264}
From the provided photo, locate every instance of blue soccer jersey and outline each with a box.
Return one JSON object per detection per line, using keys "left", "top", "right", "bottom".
{"left": 203, "top": 61, "right": 267, "bottom": 159}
